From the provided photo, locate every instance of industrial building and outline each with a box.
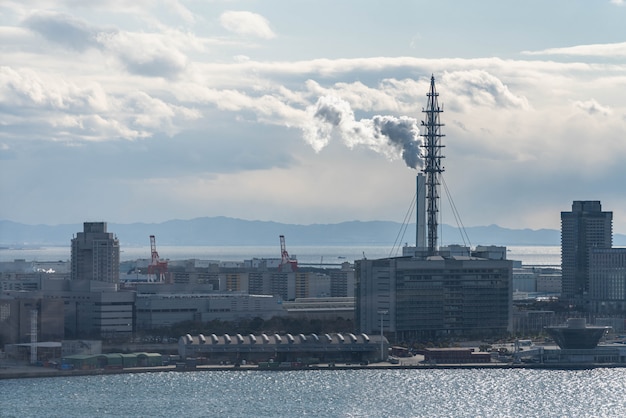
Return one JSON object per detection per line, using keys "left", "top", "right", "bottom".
{"left": 0, "top": 296, "right": 64, "bottom": 345}
{"left": 61, "top": 352, "right": 163, "bottom": 370}
{"left": 42, "top": 279, "right": 134, "bottom": 339}
{"left": 148, "top": 259, "right": 354, "bottom": 301}
{"left": 355, "top": 76, "right": 513, "bottom": 341}
{"left": 356, "top": 254, "right": 512, "bottom": 340}
{"left": 1, "top": 250, "right": 357, "bottom": 344}
{"left": 135, "top": 290, "right": 285, "bottom": 329}
{"left": 282, "top": 297, "right": 355, "bottom": 320}
{"left": 177, "top": 332, "right": 387, "bottom": 365}
{"left": 420, "top": 347, "right": 491, "bottom": 364}
{"left": 512, "top": 267, "right": 561, "bottom": 295}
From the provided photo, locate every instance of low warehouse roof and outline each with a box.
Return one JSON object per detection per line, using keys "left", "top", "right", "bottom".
{"left": 178, "top": 332, "right": 386, "bottom": 357}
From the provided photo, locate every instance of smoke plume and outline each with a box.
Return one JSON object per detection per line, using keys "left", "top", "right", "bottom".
{"left": 302, "top": 95, "right": 423, "bottom": 169}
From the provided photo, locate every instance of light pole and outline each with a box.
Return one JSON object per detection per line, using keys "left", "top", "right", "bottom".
{"left": 377, "top": 310, "right": 388, "bottom": 361}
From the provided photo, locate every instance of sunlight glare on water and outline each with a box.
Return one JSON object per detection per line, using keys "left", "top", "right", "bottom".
{"left": 3, "top": 368, "right": 626, "bottom": 418}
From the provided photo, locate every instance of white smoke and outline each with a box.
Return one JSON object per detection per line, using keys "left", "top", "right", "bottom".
{"left": 302, "top": 95, "right": 423, "bottom": 169}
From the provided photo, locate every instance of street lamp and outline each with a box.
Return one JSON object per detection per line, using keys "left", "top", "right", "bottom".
{"left": 377, "top": 310, "right": 388, "bottom": 361}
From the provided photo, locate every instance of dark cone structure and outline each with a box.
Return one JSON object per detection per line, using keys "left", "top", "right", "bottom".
{"left": 545, "top": 318, "right": 609, "bottom": 349}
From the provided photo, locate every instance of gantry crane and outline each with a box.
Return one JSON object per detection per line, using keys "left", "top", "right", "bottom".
{"left": 278, "top": 234, "right": 298, "bottom": 272}
{"left": 147, "top": 235, "right": 168, "bottom": 282}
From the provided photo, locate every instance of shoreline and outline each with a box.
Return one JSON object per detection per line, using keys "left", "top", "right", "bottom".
{"left": 2, "top": 361, "right": 623, "bottom": 380}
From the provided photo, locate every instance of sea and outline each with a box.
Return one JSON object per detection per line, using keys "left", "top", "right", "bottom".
{"left": 0, "top": 244, "right": 561, "bottom": 267}
{"left": 2, "top": 368, "right": 626, "bottom": 417}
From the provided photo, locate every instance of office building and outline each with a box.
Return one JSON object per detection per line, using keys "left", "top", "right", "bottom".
{"left": 588, "top": 247, "right": 626, "bottom": 312}
{"left": 561, "top": 201, "right": 612, "bottom": 299}
{"left": 356, "top": 255, "right": 512, "bottom": 340}
{"left": 71, "top": 222, "right": 120, "bottom": 284}
{"left": 329, "top": 264, "right": 355, "bottom": 297}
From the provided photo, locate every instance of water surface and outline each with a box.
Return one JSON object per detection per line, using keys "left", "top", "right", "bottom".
{"left": 2, "top": 368, "right": 623, "bottom": 417}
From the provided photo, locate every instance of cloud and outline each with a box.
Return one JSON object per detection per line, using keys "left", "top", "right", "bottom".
{"left": 573, "top": 99, "right": 613, "bottom": 116}
{"left": 523, "top": 42, "right": 626, "bottom": 57}
{"left": 5, "top": 0, "right": 626, "bottom": 231}
{"left": 96, "top": 31, "right": 189, "bottom": 78}
{"left": 21, "top": 10, "right": 102, "bottom": 51}
{"left": 21, "top": 10, "right": 195, "bottom": 78}
{"left": 0, "top": 66, "right": 109, "bottom": 113}
{"left": 0, "top": 66, "right": 200, "bottom": 141}
{"left": 220, "top": 11, "right": 276, "bottom": 39}
{"left": 162, "top": 0, "right": 196, "bottom": 24}
{"left": 124, "top": 91, "right": 201, "bottom": 134}
{"left": 442, "top": 70, "right": 530, "bottom": 111}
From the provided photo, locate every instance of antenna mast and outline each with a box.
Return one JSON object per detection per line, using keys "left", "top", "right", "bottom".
{"left": 421, "top": 75, "right": 445, "bottom": 255}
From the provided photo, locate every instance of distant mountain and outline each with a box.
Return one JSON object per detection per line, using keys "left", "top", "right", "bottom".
{"left": 2, "top": 217, "right": 606, "bottom": 247}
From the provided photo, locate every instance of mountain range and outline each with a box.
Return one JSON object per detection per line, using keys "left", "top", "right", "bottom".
{"left": 5, "top": 217, "right": 622, "bottom": 247}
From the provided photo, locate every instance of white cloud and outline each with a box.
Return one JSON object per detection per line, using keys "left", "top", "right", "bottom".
{"left": 52, "top": 114, "right": 148, "bottom": 141}
{"left": 124, "top": 91, "right": 201, "bottom": 134}
{"left": 0, "top": 66, "right": 109, "bottom": 112}
{"left": 523, "top": 42, "right": 626, "bottom": 57}
{"left": 19, "top": 9, "right": 210, "bottom": 78}
{"left": 96, "top": 31, "right": 189, "bottom": 78}
{"left": 0, "top": 65, "right": 202, "bottom": 141}
{"left": 442, "top": 70, "right": 530, "bottom": 110}
{"left": 21, "top": 10, "right": 102, "bottom": 51}
{"left": 573, "top": 99, "right": 613, "bottom": 116}
{"left": 220, "top": 11, "right": 276, "bottom": 39}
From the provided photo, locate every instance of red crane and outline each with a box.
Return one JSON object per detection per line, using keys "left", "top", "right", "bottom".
{"left": 147, "top": 235, "right": 168, "bottom": 282}
{"left": 279, "top": 234, "right": 298, "bottom": 272}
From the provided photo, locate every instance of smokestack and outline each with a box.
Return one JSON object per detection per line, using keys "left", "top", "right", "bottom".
{"left": 416, "top": 173, "right": 426, "bottom": 249}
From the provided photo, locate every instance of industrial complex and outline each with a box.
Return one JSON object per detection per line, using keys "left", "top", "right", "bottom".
{"left": 3, "top": 76, "right": 626, "bottom": 373}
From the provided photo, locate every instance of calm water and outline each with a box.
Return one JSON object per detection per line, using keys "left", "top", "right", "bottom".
{"left": 0, "top": 245, "right": 560, "bottom": 266}
{"left": 2, "top": 368, "right": 625, "bottom": 417}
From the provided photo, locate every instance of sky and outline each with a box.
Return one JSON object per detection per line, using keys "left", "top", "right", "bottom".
{"left": 2, "top": 0, "right": 626, "bottom": 236}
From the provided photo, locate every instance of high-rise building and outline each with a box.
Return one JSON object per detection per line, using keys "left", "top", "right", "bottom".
{"left": 71, "top": 222, "right": 120, "bottom": 284}
{"left": 561, "top": 201, "right": 612, "bottom": 299}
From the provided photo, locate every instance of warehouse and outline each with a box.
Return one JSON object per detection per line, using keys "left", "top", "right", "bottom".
{"left": 178, "top": 332, "right": 387, "bottom": 365}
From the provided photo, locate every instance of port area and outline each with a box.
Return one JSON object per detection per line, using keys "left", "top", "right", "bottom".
{"left": 1, "top": 355, "right": 622, "bottom": 380}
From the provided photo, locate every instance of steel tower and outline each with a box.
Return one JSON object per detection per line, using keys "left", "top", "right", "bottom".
{"left": 420, "top": 75, "right": 445, "bottom": 255}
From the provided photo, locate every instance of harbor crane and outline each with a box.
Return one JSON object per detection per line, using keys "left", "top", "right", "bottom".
{"left": 278, "top": 234, "right": 298, "bottom": 272}
{"left": 147, "top": 235, "right": 168, "bottom": 282}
